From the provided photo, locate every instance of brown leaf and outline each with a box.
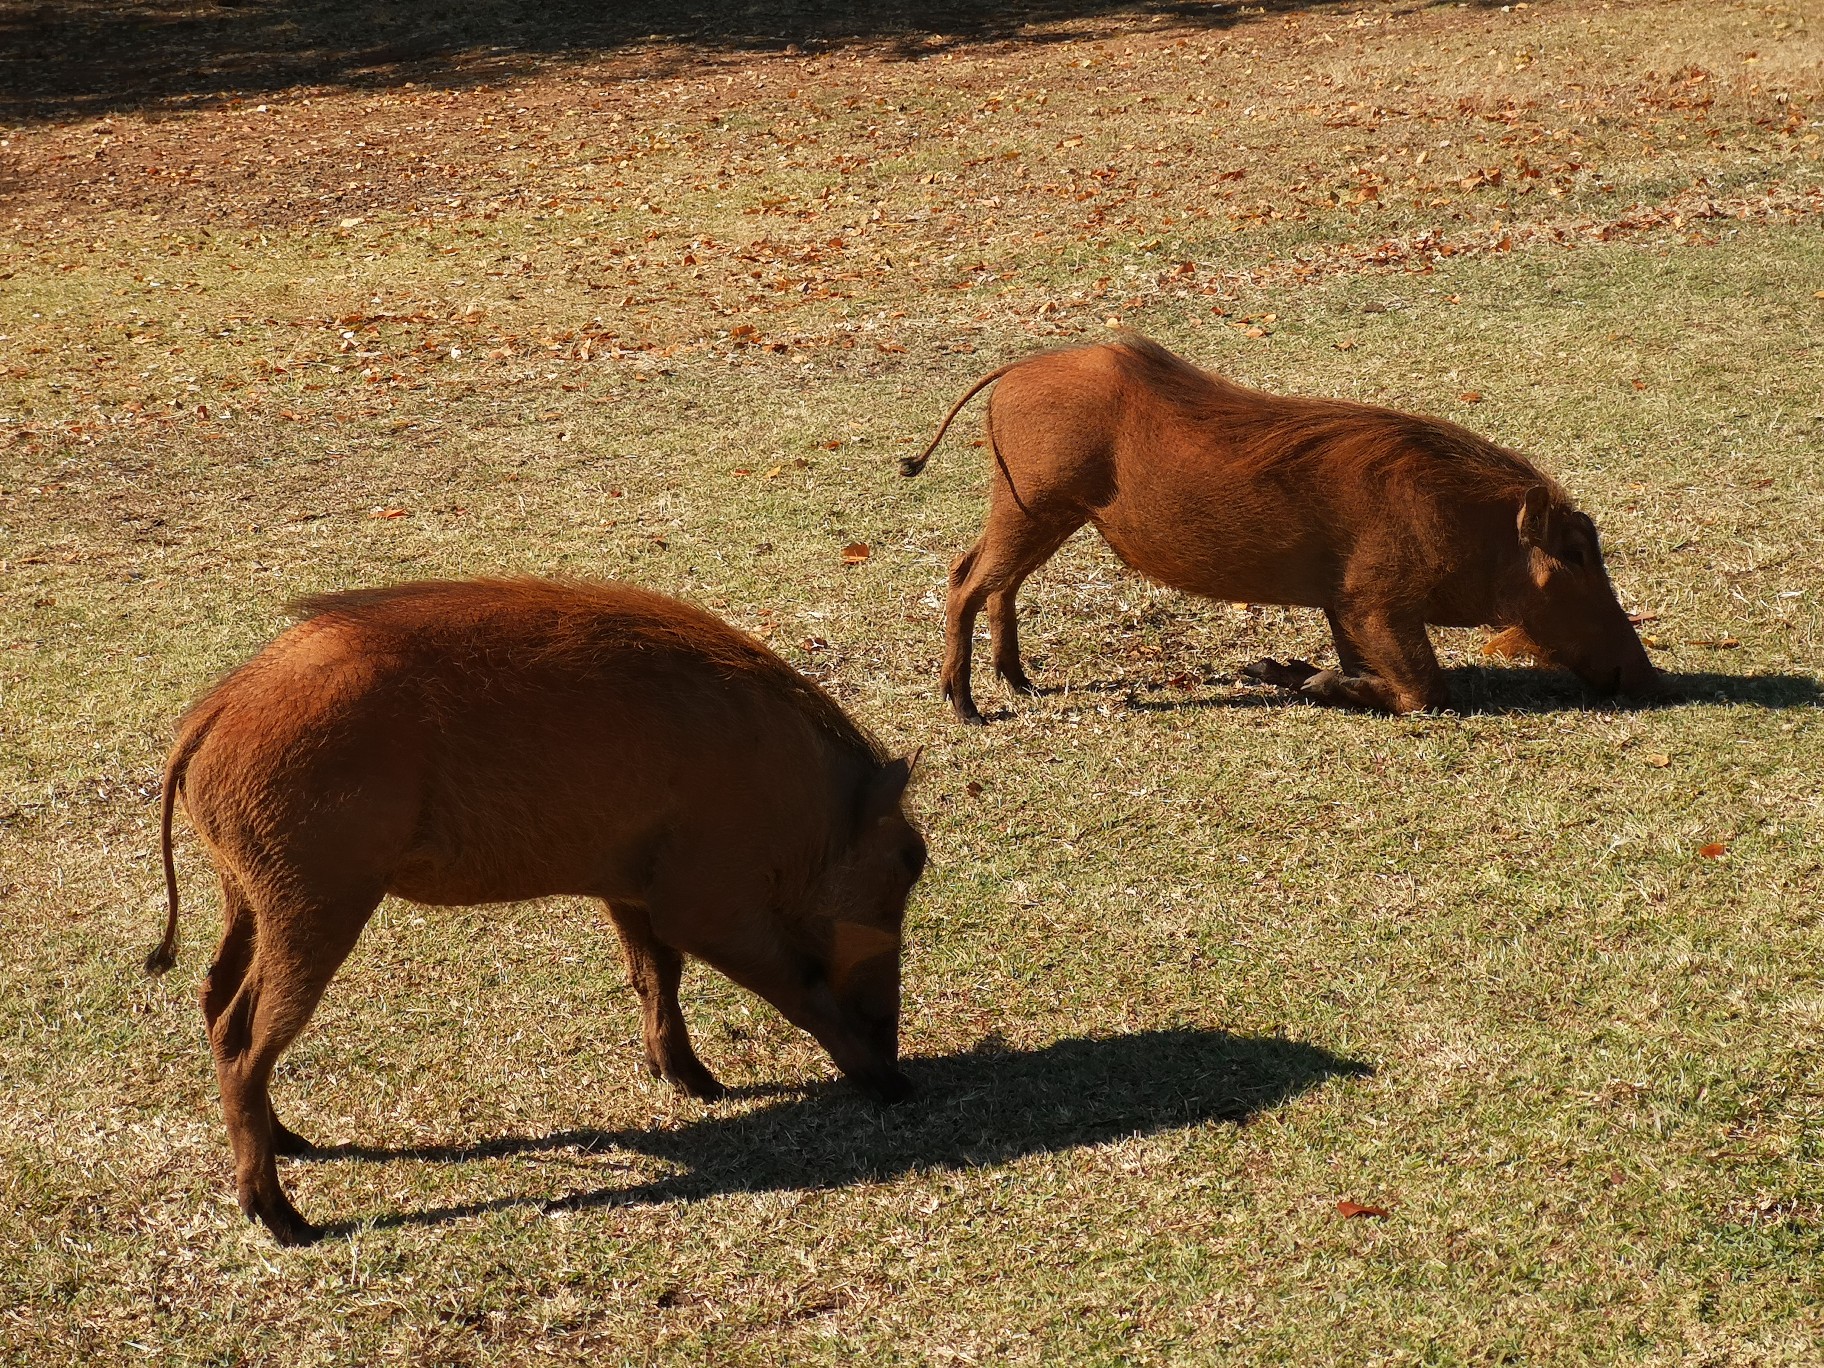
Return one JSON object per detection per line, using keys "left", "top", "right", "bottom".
{"left": 1336, "top": 1201, "right": 1390, "bottom": 1220}
{"left": 1698, "top": 841, "right": 1728, "bottom": 859}
{"left": 965, "top": 781, "right": 983, "bottom": 798}
{"left": 1644, "top": 753, "right": 1672, "bottom": 768}
{"left": 1458, "top": 391, "right": 1484, "bottom": 404}
{"left": 1333, "top": 338, "right": 1357, "bottom": 351}
{"left": 1688, "top": 637, "right": 1741, "bottom": 649}
{"left": 841, "top": 542, "right": 870, "bottom": 564}
{"left": 369, "top": 507, "right": 409, "bottom": 519}
{"left": 1482, "top": 626, "right": 1551, "bottom": 663}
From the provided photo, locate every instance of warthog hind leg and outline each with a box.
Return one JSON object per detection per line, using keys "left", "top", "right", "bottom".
{"left": 209, "top": 893, "right": 375, "bottom": 1247}
{"left": 942, "top": 505, "right": 1080, "bottom": 724}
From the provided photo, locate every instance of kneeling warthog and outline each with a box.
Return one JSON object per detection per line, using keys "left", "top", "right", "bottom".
{"left": 903, "top": 335, "right": 1657, "bottom": 723}
{"left": 146, "top": 579, "right": 926, "bottom": 1245}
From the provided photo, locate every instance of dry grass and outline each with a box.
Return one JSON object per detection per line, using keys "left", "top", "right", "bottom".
{"left": 4, "top": 0, "right": 1823, "bottom": 1362}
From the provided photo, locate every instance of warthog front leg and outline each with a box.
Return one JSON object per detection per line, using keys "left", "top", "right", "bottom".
{"left": 1245, "top": 608, "right": 1449, "bottom": 714}
{"left": 605, "top": 901, "right": 724, "bottom": 1101}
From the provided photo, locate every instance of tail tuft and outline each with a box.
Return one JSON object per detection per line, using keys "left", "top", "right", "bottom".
{"left": 899, "top": 454, "right": 928, "bottom": 478}
{"left": 144, "top": 944, "right": 177, "bottom": 976}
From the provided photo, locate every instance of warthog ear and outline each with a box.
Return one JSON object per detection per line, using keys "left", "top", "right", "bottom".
{"left": 1517, "top": 485, "right": 1552, "bottom": 549}
{"left": 858, "top": 752, "right": 918, "bottom": 825}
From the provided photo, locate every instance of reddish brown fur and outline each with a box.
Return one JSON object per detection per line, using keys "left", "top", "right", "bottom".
{"left": 903, "top": 335, "right": 1657, "bottom": 721}
{"left": 146, "top": 578, "right": 925, "bottom": 1245}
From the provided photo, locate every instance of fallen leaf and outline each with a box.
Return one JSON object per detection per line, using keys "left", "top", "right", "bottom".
{"left": 1458, "top": 391, "right": 1484, "bottom": 404}
{"left": 1688, "top": 637, "right": 1741, "bottom": 649}
{"left": 731, "top": 467, "right": 751, "bottom": 476}
{"left": 1334, "top": 338, "right": 1357, "bottom": 351}
{"left": 369, "top": 507, "right": 408, "bottom": 519}
{"left": 762, "top": 465, "right": 784, "bottom": 479}
{"left": 1336, "top": 1201, "right": 1390, "bottom": 1220}
{"left": 1481, "top": 626, "right": 1552, "bottom": 663}
{"left": 965, "top": 781, "right": 983, "bottom": 798}
{"left": 841, "top": 542, "right": 870, "bottom": 564}
{"left": 1698, "top": 841, "right": 1727, "bottom": 859}
{"left": 1627, "top": 612, "right": 1659, "bottom": 625}
{"left": 1644, "top": 753, "right": 1672, "bottom": 768}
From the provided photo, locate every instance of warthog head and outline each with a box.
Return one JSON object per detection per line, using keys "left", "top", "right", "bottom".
{"left": 1510, "top": 486, "right": 1659, "bottom": 698}
{"left": 795, "top": 753, "right": 926, "bottom": 1103}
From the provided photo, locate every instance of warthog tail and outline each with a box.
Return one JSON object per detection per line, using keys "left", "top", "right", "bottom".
{"left": 144, "top": 720, "right": 210, "bottom": 975}
{"left": 898, "top": 362, "right": 1023, "bottom": 478}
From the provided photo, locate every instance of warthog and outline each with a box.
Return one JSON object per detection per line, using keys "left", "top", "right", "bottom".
{"left": 146, "top": 579, "right": 925, "bottom": 1245}
{"left": 902, "top": 335, "right": 1657, "bottom": 722}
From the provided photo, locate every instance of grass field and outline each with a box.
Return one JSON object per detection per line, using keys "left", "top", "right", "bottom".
{"left": 4, "top": 0, "right": 1823, "bottom": 1361}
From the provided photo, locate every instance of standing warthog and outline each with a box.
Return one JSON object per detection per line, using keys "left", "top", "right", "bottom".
{"left": 145, "top": 579, "right": 926, "bottom": 1245}
{"left": 902, "top": 335, "right": 1658, "bottom": 723}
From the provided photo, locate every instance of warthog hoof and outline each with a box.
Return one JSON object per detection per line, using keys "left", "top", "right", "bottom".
{"left": 271, "top": 1118, "right": 317, "bottom": 1157}
{"left": 668, "top": 1065, "right": 727, "bottom": 1102}
{"left": 646, "top": 1054, "right": 726, "bottom": 1102}
{"left": 1241, "top": 657, "right": 1324, "bottom": 692}
{"left": 244, "top": 1190, "right": 324, "bottom": 1247}
{"left": 862, "top": 1069, "right": 916, "bottom": 1106}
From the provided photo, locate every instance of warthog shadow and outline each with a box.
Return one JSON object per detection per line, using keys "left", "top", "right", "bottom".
{"left": 306, "top": 1028, "right": 1368, "bottom": 1236}
{"left": 5, "top": 0, "right": 1364, "bottom": 124}
{"left": 1442, "top": 664, "right": 1823, "bottom": 715}
{"left": 1097, "top": 665, "right": 1821, "bottom": 717}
